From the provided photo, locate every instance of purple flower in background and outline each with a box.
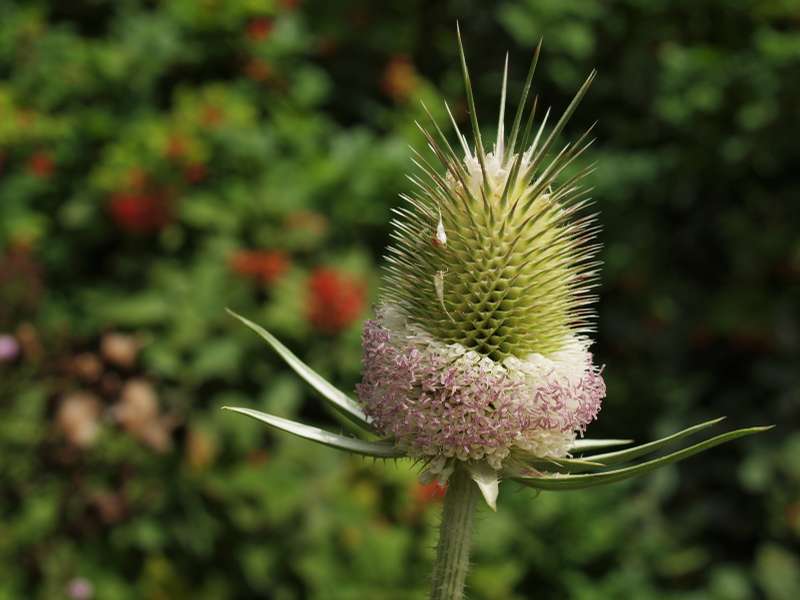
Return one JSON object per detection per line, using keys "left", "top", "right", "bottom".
{"left": 66, "top": 577, "right": 94, "bottom": 600}
{"left": 0, "top": 334, "right": 19, "bottom": 363}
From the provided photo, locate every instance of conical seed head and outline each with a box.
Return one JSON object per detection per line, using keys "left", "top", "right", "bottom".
{"left": 382, "top": 64, "right": 599, "bottom": 361}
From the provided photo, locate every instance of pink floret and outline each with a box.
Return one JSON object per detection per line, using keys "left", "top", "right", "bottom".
{"left": 356, "top": 318, "right": 605, "bottom": 464}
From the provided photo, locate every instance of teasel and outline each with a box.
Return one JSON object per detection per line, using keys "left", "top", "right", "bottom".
{"left": 224, "top": 29, "right": 771, "bottom": 600}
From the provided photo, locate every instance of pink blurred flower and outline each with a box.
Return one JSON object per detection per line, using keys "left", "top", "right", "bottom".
{"left": 66, "top": 577, "right": 94, "bottom": 600}
{"left": 0, "top": 334, "right": 19, "bottom": 363}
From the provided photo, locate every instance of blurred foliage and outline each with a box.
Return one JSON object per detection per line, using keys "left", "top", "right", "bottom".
{"left": 0, "top": 0, "right": 798, "bottom": 598}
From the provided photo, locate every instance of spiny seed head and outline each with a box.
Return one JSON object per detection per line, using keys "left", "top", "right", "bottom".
{"left": 381, "top": 45, "right": 599, "bottom": 362}
{"left": 358, "top": 37, "right": 605, "bottom": 474}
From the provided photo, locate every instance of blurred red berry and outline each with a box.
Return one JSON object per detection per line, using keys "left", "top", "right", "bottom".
{"left": 28, "top": 152, "right": 54, "bottom": 178}
{"left": 246, "top": 17, "right": 274, "bottom": 42}
{"left": 279, "top": 0, "right": 300, "bottom": 11}
{"left": 108, "top": 192, "right": 172, "bottom": 234}
{"left": 307, "top": 268, "right": 366, "bottom": 333}
{"left": 230, "top": 250, "right": 290, "bottom": 285}
{"left": 415, "top": 481, "right": 447, "bottom": 505}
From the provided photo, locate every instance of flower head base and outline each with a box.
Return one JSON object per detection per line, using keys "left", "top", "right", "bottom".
{"left": 358, "top": 307, "right": 604, "bottom": 473}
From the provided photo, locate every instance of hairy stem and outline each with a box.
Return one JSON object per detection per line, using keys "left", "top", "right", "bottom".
{"left": 430, "top": 467, "right": 478, "bottom": 600}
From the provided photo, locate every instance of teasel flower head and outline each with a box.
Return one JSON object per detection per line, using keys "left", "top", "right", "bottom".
{"left": 224, "top": 34, "right": 771, "bottom": 511}
{"left": 356, "top": 36, "right": 606, "bottom": 485}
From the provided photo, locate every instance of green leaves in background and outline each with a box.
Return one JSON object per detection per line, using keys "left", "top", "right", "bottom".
{"left": 0, "top": 0, "right": 797, "bottom": 599}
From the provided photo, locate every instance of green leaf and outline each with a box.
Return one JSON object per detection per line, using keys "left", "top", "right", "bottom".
{"left": 227, "top": 309, "right": 376, "bottom": 433}
{"left": 222, "top": 407, "right": 406, "bottom": 458}
{"left": 513, "top": 425, "right": 773, "bottom": 491}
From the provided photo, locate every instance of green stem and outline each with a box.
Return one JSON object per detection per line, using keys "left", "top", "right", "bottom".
{"left": 430, "top": 466, "right": 478, "bottom": 600}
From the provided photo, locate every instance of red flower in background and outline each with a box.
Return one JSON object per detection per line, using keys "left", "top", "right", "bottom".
{"left": 414, "top": 481, "right": 447, "bottom": 506}
{"left": 230, "top": 250, "right": 290, "bottom": 285}
{"left": 246, "top": 17, "right": 274, "bottom": 42}
{"left": 28, "top": 152, "right": 55, "bottom": 178}
{"left": 109, "top": 191, "right": 173, "bottom": 234}
{"left": 307, "top": 268, "right": 366, "bottom": 334}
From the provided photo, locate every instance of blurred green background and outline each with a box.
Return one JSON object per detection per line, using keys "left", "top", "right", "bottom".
{"left": 1, "top": 1, "right": 798, "bottom": 598}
